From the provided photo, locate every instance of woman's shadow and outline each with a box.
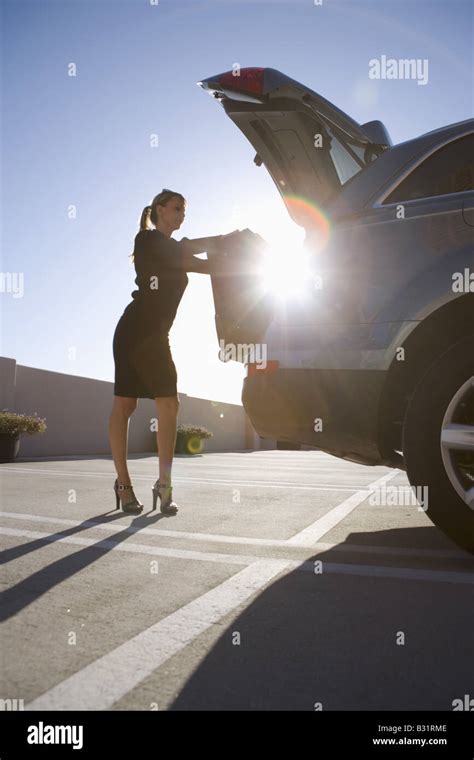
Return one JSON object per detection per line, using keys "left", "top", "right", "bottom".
{"left": 0, "top": 502, "right": 172, "bottom": 623}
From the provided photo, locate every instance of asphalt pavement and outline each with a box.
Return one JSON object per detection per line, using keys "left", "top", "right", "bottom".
{"left": 1, "top": 450, "right": 473, "bottom": 711}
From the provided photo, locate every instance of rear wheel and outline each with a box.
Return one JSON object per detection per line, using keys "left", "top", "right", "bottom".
{"left": 402, "top": 335, "right": 474, "bottom": 554}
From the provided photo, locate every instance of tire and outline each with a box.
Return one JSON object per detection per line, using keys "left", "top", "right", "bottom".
{"left": 402, "top": 335, "right": 474, "bottom": 554}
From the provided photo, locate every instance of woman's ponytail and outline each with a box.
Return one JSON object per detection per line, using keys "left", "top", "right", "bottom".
{"left": 139, "top": 205, "right": 153, "bottom": 232}
{"left": 129, "top": 206, "right": 152, "bottom": 261}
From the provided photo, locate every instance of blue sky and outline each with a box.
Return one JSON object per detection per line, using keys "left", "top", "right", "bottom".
{"left": 1, "top": 0, "right": 472, "bottom": 406}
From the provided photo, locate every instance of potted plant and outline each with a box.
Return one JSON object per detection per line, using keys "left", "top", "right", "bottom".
{"left": 0, "top": 410, "right": 47, "bottom": 463}
{"left": 175, "top": 424, "right": 213, "bottom": 455}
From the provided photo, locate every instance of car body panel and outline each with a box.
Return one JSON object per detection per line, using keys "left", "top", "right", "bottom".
{"left": 304, "top": 191, "right": 474, "bottom": 327}
{"left": 241, "top": 367, "right": 387, "bottom": 464}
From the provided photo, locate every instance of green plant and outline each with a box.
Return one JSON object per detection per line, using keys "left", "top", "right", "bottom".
{"left": 0, "top": 410, "right": 47, "bottom": 436}
{"left": 176, "top": 424, "right": 213, "bottom": 440}
{"left": 175, "top": 424, "right": 213, "bottom": 455}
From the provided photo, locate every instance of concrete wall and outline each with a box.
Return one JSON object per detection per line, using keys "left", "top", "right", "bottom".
{"left": 0, "top": 356, "right": 275, "bottom": 457}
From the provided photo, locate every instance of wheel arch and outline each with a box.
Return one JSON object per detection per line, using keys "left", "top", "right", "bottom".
{"left": 377, "top": 293, "right": 474, "bottom": 460}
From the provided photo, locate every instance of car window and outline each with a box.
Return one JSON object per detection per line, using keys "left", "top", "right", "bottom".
{"left": 383, "top": 133, "right": 474, "bottom": 203}
{"left": 327, "top": 129, "right": 365, "bottom": 185}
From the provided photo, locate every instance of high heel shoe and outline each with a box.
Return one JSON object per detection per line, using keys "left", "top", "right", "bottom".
{"left": 152, "top": 481, "right": 178, "bottom": 515}
{"left": 114, "top": 479, "right": 144, "bottom": 514}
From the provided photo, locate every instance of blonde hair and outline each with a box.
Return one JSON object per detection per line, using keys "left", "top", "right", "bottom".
{"left": 129, "top": 189, "right": 186, "bottom": 261}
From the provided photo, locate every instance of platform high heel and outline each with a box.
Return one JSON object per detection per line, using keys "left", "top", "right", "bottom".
{"left": 152, "top": 481, "right": 178, "bottom": 515}
{"left": 114, "top": 479, "right": 144, "bottom": 514}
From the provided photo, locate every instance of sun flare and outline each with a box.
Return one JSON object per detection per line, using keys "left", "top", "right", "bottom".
{"left": 259, "top": 243, "right": 314, "bottom": 300}
{"left": 232, "top": 194, "right": 330, "bottom": 301}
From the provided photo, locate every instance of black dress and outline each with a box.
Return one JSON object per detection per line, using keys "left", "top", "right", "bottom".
{"left": 113, "top": 229, "right": 190, "bottom": 399}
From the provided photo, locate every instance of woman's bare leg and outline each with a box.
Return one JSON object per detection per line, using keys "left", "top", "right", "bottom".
{"left": 154, "top": 395, "right": 179, "bottom": 486}
{"left": 108, "top": 396, "right": 138, "bottom": 485}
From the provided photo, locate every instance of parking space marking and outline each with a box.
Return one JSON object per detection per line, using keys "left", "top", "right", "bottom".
{"left": 0, "top": 527, "right": 257, "bottom": 566}
{"left": 2, "top": 526, "right": 473, "bottom": 584}
{"left": 1, "top": 511, "right": 470, "bottom": 559}
{"left": 287, "top": 470, "right": 401, "bottom": 546}
{"left": 16, "top": 548, "right": 474, "bottom": 713}
{"left": 4, "top": 454, "right": 471, "bottom": 713}
{"left": 195, "top": 457, "right": 390, "bottom": 470}
{"left": 2, "top": 513, "right": 295, "bottom": 548}
{"left": 0, "top": 467, "right": 357, "bottom": 493}
{"left": 143, "top": 460, "right": 381, "bottom": 473}
{"left": 24, "top": 558, "right": 292, "bottom": 711}
{"left": 296, "top": 559, "right": 474, "bottom": 584}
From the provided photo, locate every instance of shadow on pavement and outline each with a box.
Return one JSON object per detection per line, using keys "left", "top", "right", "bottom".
{"left": 0, "top": 508, "right": 176, "bottom": 622}
{"left": 168, "top": 528, "right": 474, "bottom": 711}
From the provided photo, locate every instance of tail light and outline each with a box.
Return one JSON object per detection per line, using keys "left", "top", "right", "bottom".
{"left": 218, "top": 68, "right": 265, "bottom": 96}
{"left": 198, "top": 68, "right": 266, "bottom": 100}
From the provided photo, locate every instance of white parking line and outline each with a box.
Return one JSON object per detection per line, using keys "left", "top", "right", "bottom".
{"left": 287, "top": 470, "right": 401, "bottom": 546}
{"left": 19, "top": 541, "right": 474, "bottom": 712}
{"left": 1, "top": 511, "right": 470, "bottom": 559}
{"left": 202, "top": 453, "right": 338, "bottom": 460}
{"left": 4, "top": 454, "right": 470, "bottom": 714}
{"left": 0, "top": 527, "right": 256, "bottom": 566}
{"left": 0, "top": 467, "right": 357, "bottom": 492}
{"left": 25, "top": 559, "right": 292, "bottom": 711}
{"left": 2, "top": 513, "right": 294, "bottom": 548}
{"left": 2, "top": 526, "right": 473, "bottom": 584}
{"left": 137, "top": 461, "right": 371, "bottom": 473}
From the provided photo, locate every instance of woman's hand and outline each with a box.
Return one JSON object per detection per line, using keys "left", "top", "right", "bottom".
{"left": 233, "top": 228, "right": 269, "bottom": 250}
{"left": 181, "top": 229, "right": 268, "bottom": 256}
{"left": 180, "top": 236, "right": 220, "bottom": 255}
{"left": 204, "top": 235, "right": 226, "bottom": 251}
{"left": 205, "top": 230, "right": 241, "bottom": 251}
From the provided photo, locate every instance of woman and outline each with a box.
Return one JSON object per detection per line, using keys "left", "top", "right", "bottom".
{"left": 109, "top": 189, "right": 236, "bottom": 515}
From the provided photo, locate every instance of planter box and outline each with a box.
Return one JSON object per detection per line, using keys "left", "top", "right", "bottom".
{"left": 0, "top": 433, "right": 20, "bottom": 463}
{"left": 175, "top": 433, "right": 205, "bottom": 455}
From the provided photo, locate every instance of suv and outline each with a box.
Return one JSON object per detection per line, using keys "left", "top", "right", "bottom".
{"left": 199, "top": 67, "right": 474, "bottom": 554}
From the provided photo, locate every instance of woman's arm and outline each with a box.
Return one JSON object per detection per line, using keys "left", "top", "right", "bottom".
{"left": 179, "top": 235, "right": 225, "bottom": 274}
{"left": 179, "top": 230, "right": 243, "bottom": 255}
{"left": 178, "top": 230, "right": 244, "bottom": 273}
{"left": 179, "top": 235, "right": 223, "bottom": 256}
{"left": 183, "top": 254, "right": 212, "bottom": 274}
